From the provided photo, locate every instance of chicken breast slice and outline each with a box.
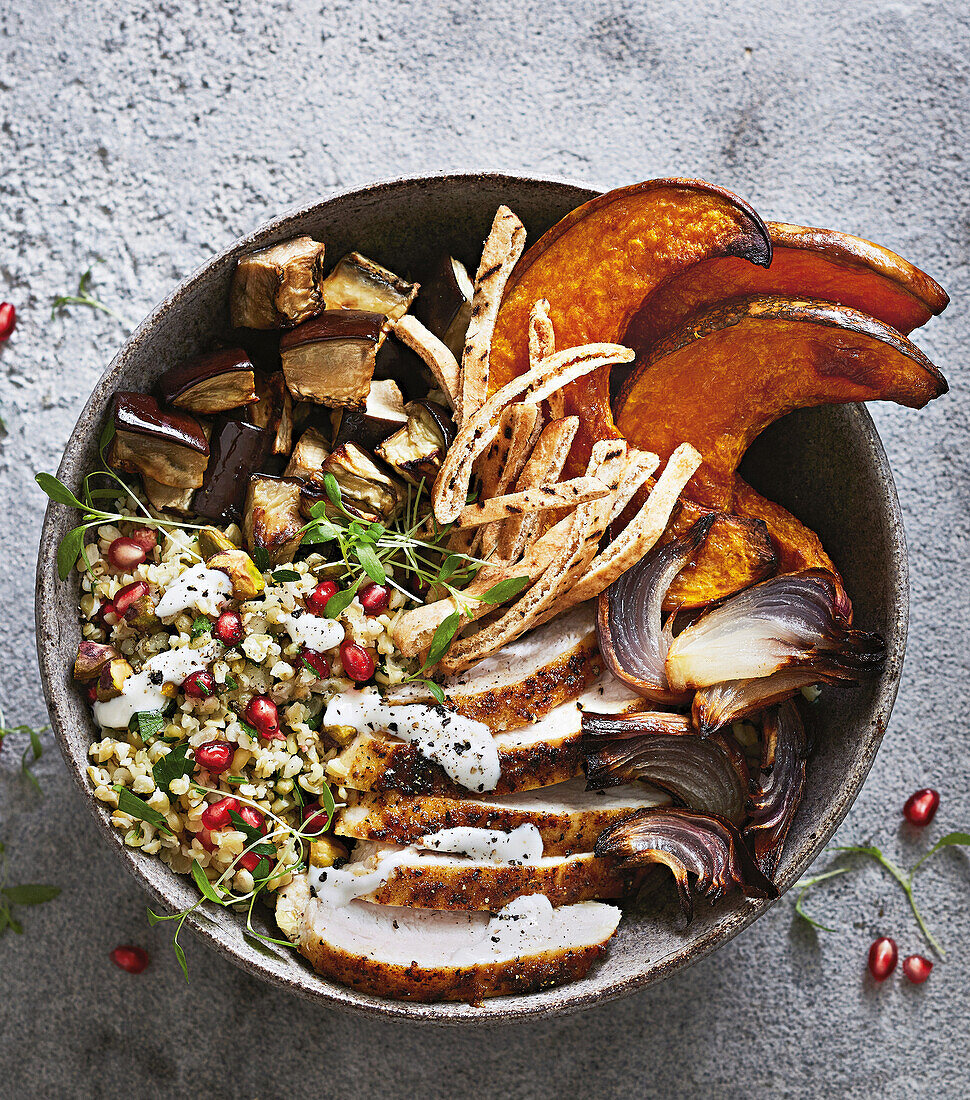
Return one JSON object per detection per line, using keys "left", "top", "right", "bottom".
{"left": 291, "top": 884, "right": 621, "bottom": 1002}
{"left": 327, "top": 673, "right": 643, "bottom": 797}
{"left": 336, "top": 777, "right": 670, "bottom": 856}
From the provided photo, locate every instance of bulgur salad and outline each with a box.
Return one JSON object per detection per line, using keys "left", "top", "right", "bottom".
{"left": 39, "top": 177, "right": 948, "bottom": 1003}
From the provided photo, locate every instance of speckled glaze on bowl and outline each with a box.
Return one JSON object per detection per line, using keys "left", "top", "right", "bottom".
{"left": 35, "top": 174, "right": 907, "bottom": 1024}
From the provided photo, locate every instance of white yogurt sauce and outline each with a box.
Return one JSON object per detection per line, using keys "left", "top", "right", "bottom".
{"left": 93, "top": 642, "right": 219, "bottom": 730}
{"left": 154, "top": 564, "right": 233, "bottom": 619}
{"left": 418, "top": 824, "right": 543, "bottom": 863}
{"left": 324, "top": 688, "right": 501, "bottom": 793}
{"left": 282, "top": 611, "right": 344, "bottom": 652}
{"left": 308, "top": 846, "right": 413, "bottom": 908}
{"left": 481, "top": 894, "right": 555, "bottom": 957}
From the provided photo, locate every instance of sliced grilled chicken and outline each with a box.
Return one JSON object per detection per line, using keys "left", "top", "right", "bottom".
{"left": 391, "top": 602, "right": 601, "bottom": 731}
{"left": 327, "top": 674, "right": 643, "bottom": 797}
{"left": 287, "top": 881, "right": 621, "bottom": 1002}
{"left": 333, "top": 841, "right": 640, "bottom": 910}
{"left": 337, "top": 777, "right": 670, "bottom": 855}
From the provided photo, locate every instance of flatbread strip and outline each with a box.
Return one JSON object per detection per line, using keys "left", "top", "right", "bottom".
{"left": 455, "top": 477, "right": 610, "bottom": 529}
{"left": 438, "top": 441, "right": 628, "bottom": 674}
{"left": 432, "top": 342, "right": 635, "bottom": 524}
{"left": 470, "top": 402, "right": 540, "bottom": 559}
{"left": 530, "top": 299, "right": 564, "bottom": 420}
{"left": 390, "top": 315, "right": 459, "bottom": 408}
{"left": 458, "top": 206, "right": 526, "bottom": 426}
{"left": 498, "top": 415, "right": 578, "bottom": 560}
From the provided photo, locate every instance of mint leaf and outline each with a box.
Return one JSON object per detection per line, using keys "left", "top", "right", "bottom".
{"left": 270, "top": 569, "right": 300, "bottom": 583}
{"left": 251, "top": 546, "right": 270, "bottom": 572}
{"left": 478, "top": 576, "right": 530, "bottom": 604}
{"left": 128, "top": 710, "right": 165, "bottom": 740}
{"left": 152, "top": 743, "right": 194, "bottom": 795}
{"left": 421, "top": 610, "right": 461, "bottom": 671}
{"left": 114, "top": 786, "right": 173, "bottom": 835}
{"left": 56, "top": 526, "right": 88, "bottom": 581}
{"left": 35, "top": 472, "right": 84, "bottom": 509}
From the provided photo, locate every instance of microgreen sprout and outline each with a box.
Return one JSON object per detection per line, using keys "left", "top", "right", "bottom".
{"left": 0, "top": 840, "right": 60, "bottom": 937}
{"left": 0, "top": 706, "right": 49, "bottom": 795}
{"left": 51, "top": 265, "right": 133, "bottom": 329}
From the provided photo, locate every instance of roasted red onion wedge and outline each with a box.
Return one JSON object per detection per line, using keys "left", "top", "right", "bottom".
{"left": 693, "top": 666, "right": 833, "bottom": 732}
{"left": 597, "top": 515, "right": 716, "bottom": 704}
{"left": 582, "top": 711, "right": 749, "bottom": 823}
{"left": 745, "top": 701, "right": 809, "bottom": 877}
{"left": 665, "top": 569, "right": 886, "bottom": 693}
{"left": 595, "top": 806, "right": 777, "bottom": 923}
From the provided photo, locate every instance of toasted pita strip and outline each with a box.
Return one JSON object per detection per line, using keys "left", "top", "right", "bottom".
{"left": 390, "top": 315, "right": 459, "bottom": 408}
{"left": 456, "top": 477, "right": 611, "bottom": 529}
{"left": 432, "top": 342, "right": 635, "bottom": 524}
{"left": 458, "top": 206, "right": 526, "bottom": 426}
{"left": 438, "top": 442, "right": 628, "bottom": 674}
{"left": 529, "top": 298, "right": 564, "bottom": 419}
{"left": 473, "top": 402, "right": 541, "bottom": 559}
{"left": 497, "top": 417, "right": 578, "bottom": 559}
{"left": 539, "top": 443, "right": 702, "bottom": 619}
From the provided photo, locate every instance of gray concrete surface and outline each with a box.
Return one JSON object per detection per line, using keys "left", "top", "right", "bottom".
{"left": 1, "top": 0, "right": 969, "bottom": 1096}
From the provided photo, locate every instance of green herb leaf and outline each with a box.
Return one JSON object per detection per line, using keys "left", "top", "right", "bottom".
{"left": 128, "top": 710, "right": 165, "bottom": 740}
{"left": 478, "top": 576, "right": 530, "bottom": 604}
{"left": 301, "top": 518, "right": 340, "bottom": 545}
{"left": 792, "top": 868, "right": 850, "bottom": 932}
{"left": 225, "top": 675, "right": 238, "bottom": 691}
{"left": 270, "top": 569, "right": 300, "bottom": 583}
{"left": 35, "top": 472, "right": 85, "bottom": 509}
{"left": 113, "top": 786, "right": 174, "bottom": 835}
{"left": 98, "top": 418, "right": 116, "bottom": 456}
{"left": 227, "top": 810, "right": 275, "bottom": 856}
{"left": 911, "top": 831, "right": 970, "bottom": 876}
{"left": 410, "top": 678, "right": 446, "bottom": 705}
{"left": 152, "top": 743, "right": 195, "bottom": 795}
{"left": 324, "top": 582, "right": 359, "bottom": 619}
{"left": 322, "top": 473, "right": 347, "bottom": 514}
{"left": 251, "top": 546, "right": 270, "bottom": 572}
{"left": 190, "top": 616, "right": 212, "bottom": 639}
{"left": 354, "top": 542, "right": 385, "bottom": 584}
{"left": 190, "top": 860, "right": 226, "bottom": 906}
{"left": 421, "top": 610, "right": 461, "bottom": 671}
{"left": 2, "top": 884, "right": 60, "bottom": 907}
{"left": 174, "top": 939, "right": 189, "bottom": 982}
{"left": 56, "top": 526, "right": 89, "bottom": 581}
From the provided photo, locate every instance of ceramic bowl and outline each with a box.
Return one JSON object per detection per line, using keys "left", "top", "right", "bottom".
{"left": 35, "top": 174, "right": 907, "bottom": 1023}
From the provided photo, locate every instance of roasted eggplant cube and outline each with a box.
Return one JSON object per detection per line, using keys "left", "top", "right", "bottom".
{"left": 249, "top": 371, "right": 294, "bottom": 455}
{"left": 280, "top": 311, "right": 383, "bottom": 409}
{"left": 376, "top": 400, "right": 453, "bottom": 485}
{"left": 331, "top": 379, "right": 407, "bottom": 452}
{"left": 413, "top": 254, "right": 474, "bottom": 358}
{"left": 194, "top": 417, "right": 273, "bottom": 523}
{"left": 142, "top": 476, "right": 195, "bottom": 515}
{"left": 312, "top": 444, "right": 402, "bottom": 522}
{"left": 244, "top": 475, "right": 305, "bottom": 565}
{"left": 157, "top": 348, "right": 257, "bottom": 416}
{"left": 320, "top": 252, "right": 417, "bottom": 320}
{"left": 108, "top": 393, "right": 210, "bottom": 489}
{"left": 373, "top": 335, "right": 434, "bottom": 402}
{"left": 230, "top": 236, "right": 327, "bottom": 330}
{"left": 284, "top": 426, "right": 330, "bottom": 481}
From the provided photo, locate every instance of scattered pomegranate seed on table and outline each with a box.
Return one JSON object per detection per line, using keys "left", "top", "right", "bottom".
{"left": 108, "top": 536, "right": 147, "bottom": 570}
{"left": 903, "top": 788, "right": 940, "bottom": 827}
{"left": 214, "top": 609, "right": 244, "bottom": 645}
{"left": 195, "top": 740, "right": 233, "bottom": 774}
{"left": 868, "top": 936, "right": 898, "bottom": 981}
{"left": 307, "top": 580, "right": 339, "bottom": 613}
{"left": 200, "top": 795, "right": 240, "bottom": 830}
{"left": 340, "top": 639, "right": 375, "bottom": 682}
{"left": 244, "top": 695, "right": 281, "bottom": 739}
{"left": 0, "top": 302, "right": 15, "bottom": 342}
{"left": 359, "top": 582, "right": 390, "bottom": 616}
{"left": 902, "top": 954, "right": 933, "bottom": 983}
{"left": 110, "top": 945, "right": 149, "bottom": 973}
{"left": 181, "top": 669, "right": 216, "bottom": 698}
{"left": 127, "top": 526, "right": 158, "bottom": 553}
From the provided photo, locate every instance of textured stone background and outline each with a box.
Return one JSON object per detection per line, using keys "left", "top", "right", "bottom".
{"left": 1, "top": 0, "right": 969, "bottom": 1096}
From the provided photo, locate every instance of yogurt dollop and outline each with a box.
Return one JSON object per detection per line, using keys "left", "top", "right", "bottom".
{"left": 282, "top": 611, "right": 344, "bottom": 653}
{"left": 93, "top": 643, "right": 219, "bottom": 730}
{"left": 155, "top": 564, "right": 233, "bottom": 619}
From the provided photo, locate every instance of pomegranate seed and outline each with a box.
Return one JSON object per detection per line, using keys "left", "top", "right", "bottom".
{"left": 108, "top": 537, "right": 147, "bottom": 571}
{"left": 113, "top": 581, "right": 149, "bottom": 617}
{"left": 300, "top": 647, "right": 331, "bottom": 679}
{"left": 214, "top": 609, "right": 244, "bottom": 645}
{"left": 307, "top": 580, "right": 339, "bottom": 614}
{"left": 359, "top": 583, "right": 390, "bottom": 616}
{"left": 0, "top": 302, "right": 15, "bottom": 342}
{"left": 902, "top": 954, "right": 933, "bottom": 983}
{"left": 244, "top": 695, "right": 281, "bottom": 739}
{"left": 182, "top": 670, "right": 216, "bottom": 698}
{"left": 340, "top": 639, "right": 375, "bottom": 683}
{"left": 197, "top": 827, "right": 216, "bottom": 852}
{"left": 903, "top": 788, "right": 940, "bottom": 827}
{"left": 868, "top": 937, "right": 898, "bottom": 981}
{"left": 86, "top": 683, "right": 99, "bottom": 703}
{"left": 110, "top": 945, "right": 149, "bottom": 974}
{"left": 237, "top": 804, "right": 266, "bottom": 834}
{"left": 127, "top": 526, "right": 158, "bottom": 553}
{"left": 195, "top": 740, "right": 233, "bottom": 774}
{"left": 96, "top": 600, "right": 118, "bottom": 629}
{"left": 302, "top": 801, "right": 329, "bottom": 835}
{"left": 239, "top": 851, "right": 269, "bottom": 874}
{"left": 201, "top": 796, "right": 240, "bottom": 830}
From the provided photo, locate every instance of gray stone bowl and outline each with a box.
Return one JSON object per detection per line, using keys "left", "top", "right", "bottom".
{"left": 34, "top": 174, "right": 906, "bottom": 1024}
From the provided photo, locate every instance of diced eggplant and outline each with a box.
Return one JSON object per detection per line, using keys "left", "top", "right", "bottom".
{"left": 156, "top": 348, "right": 257, "bottom": 416}
{"left": 413, "top": 254, "right": 474, "bottom": 358}
{"left": 280, "top": 311, "right": 383, "bottom": 409}
{"left": 302, "top": 443, "right": 402, "bottom": 523}
{"left": 249, "top": 372, "right": 294, "bottom": 455}
{"left": 230, "top": 236, "right": 327, "bottom": 330}
{"left": 108, "top": 393, "right": 210, "bottom": 489}
{"left": 376, "top": 399, "right": 454, "bottom": 485}
{"left": 320, "top": 252, "right": 417, "bottom": 320}
{"left": 331, "top": 379, "right": 407, "bottom": 451}
{"left": 193, "top": 417, "right": 273, "bottom": 523}
{"left": 142, "top": 476, "right": 195, "bottom": 515}
{"left": 284, "top": 426, "right": 330, "bottom": 481}
{"left": 373, "top": 335, "right": 434, "bottom": 401}
{"left": 244, "top": 475, "right": 305, "bottom": 565}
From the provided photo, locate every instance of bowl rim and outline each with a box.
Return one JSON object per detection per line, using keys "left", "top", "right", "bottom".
{"left": 34, "top": 172, "right": 908, "bottom": 1024}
